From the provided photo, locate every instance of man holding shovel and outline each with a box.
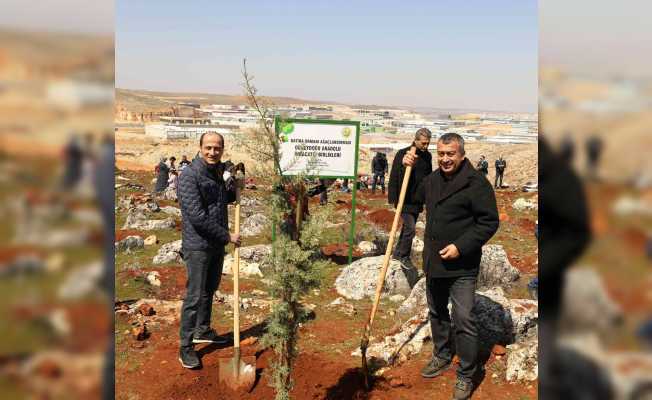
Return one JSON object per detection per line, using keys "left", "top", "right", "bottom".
{"left": 388, "top": 128, "right": 433, "bottom": 285}
{"left": 177, "top": 131, "right": 242, "bottom": 369}
{"left": 404, "top": 132, "right": 498, "bottom": 400}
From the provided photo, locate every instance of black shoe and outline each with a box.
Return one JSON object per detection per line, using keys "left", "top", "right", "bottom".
{"left": 179, "top": 346, "right": 201, "bottom": 369}
{"left": 192, "top": 329, "right": 229, "bottom": 345}
{"left": 420, "top": 356, "right": 451, "bottom": 378}
{"left": 452, "top": 378, "right": 473, "bottom": 400}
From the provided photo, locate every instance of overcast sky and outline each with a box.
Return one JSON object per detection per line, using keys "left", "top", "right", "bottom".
{"left": 115, "top": 0, "right": 538, "bottom": 112}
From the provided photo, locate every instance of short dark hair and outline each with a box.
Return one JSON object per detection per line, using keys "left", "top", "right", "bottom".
{"left": 199, "top": 131, "right": 224, "bottom": 147}
{"left": 415, "top": 128, "right": 432, "bottom": 140}
{"left": 438, "top": 132, "right": 465, "bottom": 155}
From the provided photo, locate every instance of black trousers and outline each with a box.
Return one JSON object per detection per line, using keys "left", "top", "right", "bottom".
{"left": 179, "top": 249, "right": 224, "bottom": 347}
{"left": 426, "top": 275, "right": 478, "bottom": 381}
{"left": 494, "top": 170, "right": 504, "bottom": 188}
{"left": 393, "top": 211, "right": 418, "bottom": 259}
{"left": 372, "top": 173, "right": 385, "bottom": 193}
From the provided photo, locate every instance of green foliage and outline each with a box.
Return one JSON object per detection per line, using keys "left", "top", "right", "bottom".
{"left": 242, "top": 59, "right": 331, "bottom": 399}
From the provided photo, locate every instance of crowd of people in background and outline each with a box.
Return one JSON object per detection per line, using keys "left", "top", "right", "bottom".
{"left": 153, "top": 154, "right": 196, "bottom": 200}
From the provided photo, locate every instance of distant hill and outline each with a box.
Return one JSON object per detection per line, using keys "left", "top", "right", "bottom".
{"left": 115, "top": 88, "right": 336, "bottom": 113}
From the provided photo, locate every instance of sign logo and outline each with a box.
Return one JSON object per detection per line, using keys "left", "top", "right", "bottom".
{"left": 342, "top": 127, "right": 352, "bottom": 138}
{"left": 278, "top": 122, "right": 294, "bottom": 142}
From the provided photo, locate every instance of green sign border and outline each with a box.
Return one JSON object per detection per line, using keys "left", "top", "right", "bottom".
{"left": 274, "top": 117, "right": 361, "bottom": 264}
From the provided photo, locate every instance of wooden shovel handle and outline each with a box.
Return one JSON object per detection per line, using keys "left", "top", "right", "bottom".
{"left": 363, "top": 146, "right": 416, "bottom": 337}
{"left": 233, "top": 187, "right": 241, "bottom": 349}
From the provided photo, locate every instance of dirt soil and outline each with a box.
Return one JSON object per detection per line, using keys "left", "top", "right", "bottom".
{"left": 114, "top": 164, "right": 540, "bottom": 400}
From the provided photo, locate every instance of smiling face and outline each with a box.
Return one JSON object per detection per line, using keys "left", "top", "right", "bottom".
{"left": 200, "top": 133, "right": 224, "bottom": 165}
{"left": 437, "top": 139, "right": 465, "bottom": 177}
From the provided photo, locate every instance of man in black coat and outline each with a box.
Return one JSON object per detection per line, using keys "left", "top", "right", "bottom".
{"left": 177, "top": 132, "right": 241, "bottom": 369}
{"left": 404, "top": 132, "right": 499, "bottom": 400}
{"left": 476, "top": 155, "right": 489, "bottom": 176}
{"left": 155, "top": 156, "right": 170, "bottom": 193}
{"left": 494, "top": 156, "right": 507, "bottom": 189}
{"left": 371, "top": 152, "right": 388, "bottom": 194}
{"left": 388, "top": 128, "right": 433, "bottom": 280}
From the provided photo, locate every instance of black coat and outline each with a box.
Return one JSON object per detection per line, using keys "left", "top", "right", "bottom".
{"left": 177, "top": 156, "right": 236, "bottom": 253}
{"left": 414, "top": 158, "right": 499, "bottom": 278}
{"left": 372, "top": 154, "right": 388, "bottom": 174}
{"left": 388, "top": 145, "right": 432, "bottom": 214}
{"left": 155, "top": 161, "right": 170, "bottom": 192}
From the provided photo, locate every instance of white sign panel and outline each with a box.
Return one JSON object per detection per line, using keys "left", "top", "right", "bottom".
{"left": 278, "top": 121, "right": 358, "bottom": 177}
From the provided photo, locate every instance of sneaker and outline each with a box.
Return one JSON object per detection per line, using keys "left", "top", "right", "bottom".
{"left": 178, "top": 346, "right": 201, "bottom": 369}
{"left": 420, "top": 356, "right": 452, "bottom": 378}
{"left": 192, "top": 329, "right": 229, "bottom": 345}
{"left": 452, "top": 378, "right": 473, "bottom": 400}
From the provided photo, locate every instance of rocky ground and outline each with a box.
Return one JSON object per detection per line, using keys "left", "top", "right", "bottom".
{"left": 0, "top": 153, "right": 110, "bottom": 399}
{"left": 113, "top": 165, "right": 540, "bottom": 400}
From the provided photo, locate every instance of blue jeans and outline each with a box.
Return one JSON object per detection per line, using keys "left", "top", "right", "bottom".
{"left": 179, "top": 249, "right": 224, "bottom": 347}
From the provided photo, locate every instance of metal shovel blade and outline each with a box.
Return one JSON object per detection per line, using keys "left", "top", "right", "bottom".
{"left": 218, "top": 351, "right": 256, "bottom": 392}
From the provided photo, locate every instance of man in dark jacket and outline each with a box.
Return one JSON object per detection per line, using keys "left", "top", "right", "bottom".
{"left": 476, "top": 155, "right": 489, "bottom": 176}
{"left": 388, "top": 128, "right": 433, "bottom": 280}
{"left": 404, "top": 132, "right": 498, "bottom": 400}
{"left": 371, "top": 152, "right": 388, "bottom": 194}
{"left": 177, "top": 132, "right": 240, "bottom": 369}
{"left": 155, "top": 156, "right": 170, "bottom": 193}
{"left": 494, "top": 156, "right": 507, "bottom": 189}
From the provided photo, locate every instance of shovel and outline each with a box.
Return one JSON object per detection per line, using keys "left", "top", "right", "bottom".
{"left": 360, "top": 146, "right": 416, "bottom": 388}
{"left": 219, "top": 170, "right": 256, "bottom": 391}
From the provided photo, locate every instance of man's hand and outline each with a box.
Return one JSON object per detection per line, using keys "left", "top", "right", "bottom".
{"left": 402, "top": 152, "right": 417, "bottom": 167}
{"left": 230, "top": 233, "right": 241, "bottom": 247}
{"left": 439, "top": 244, "right": 460, "bottom": 260}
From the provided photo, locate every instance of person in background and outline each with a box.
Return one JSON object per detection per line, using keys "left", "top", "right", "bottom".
{"left": 494, "top": 156, "right": 507, "bottom": 189}
{"left": 388, "top": 128, "right": 433, "bottom": 283}
{"left": 476, "top": 155, "right": 489, "bottom": 176}
{"left": 155, "top": 156, "right": 170, "bottom": 193}
{"left": 372, "top": 152, "right": 388, "bottom": 194}
{"left": 169, "top": 156, "right": 177, "bottom": 172}
{"left": 179, "top": 155, "right": 191, "bottom": 172}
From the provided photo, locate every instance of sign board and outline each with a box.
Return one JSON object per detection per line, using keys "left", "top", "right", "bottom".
{"left": 276, "top": 118, "right": 360, "bottom": 178}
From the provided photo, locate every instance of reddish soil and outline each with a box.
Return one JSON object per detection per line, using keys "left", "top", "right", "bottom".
{"left": 115, "top": 229, "right": 145, "bottom": 241}
{"left": 0, "top": 246, "right": 45, "bottom": 264}
{"left": 366, "top": 209, "right": 396, "bottom": 232}
{"left": 116, "top": 323, "right": 537, "bottom": 400}
{"left": 321, "top": 243, "right": 364, "bottom": 264}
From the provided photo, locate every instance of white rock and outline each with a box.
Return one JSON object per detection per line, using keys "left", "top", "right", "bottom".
{"left": 478, "top": 244, "right": 520, "bottom": 288}
{"left": 380, "top": 287, "right": 539, "bottom": 367}
{"left": 58, "top": 261, "right": 104, "bottom": 299}
{"left": 222, "top": 255, "right": 264, "bottom": 277}
{"left": 152, "top": 240, "right": 182, "bottom": 264}
{"left": 115, "top": 235, "right": 144, "bottom": 252}
{"left": 160, "top": 206, "right": 181, "bottom": 217}
{"left": 357, "top": 241, "right": 378, "bottom": 256}
{"left": 506, "top": 338, "right": 538, "bottom": 381}
{"left": 146, "top": 271, "right": 161, "bottom": 286}
{"left": 144, "top": 235, "right": 158, "bottom": 246}
{"left": 335, "top": 255, "right": 412, "bottom": 300}
{"left": 561, "top": 268, "right": 623, "bottom": 334}
{"left": 241, "top": 213, "right": 270, "bottom": 237}
{"left": 390, "top": 294, "right": 406, "bottom": 303}
{"left": 512, "top": 198, "right": 538, "bottom": 211}
{"left": 239, "top": 244, "right": 272, "bottom": 263}
{"left": 412, "top": 237, "right": 424, "bottom": 253}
